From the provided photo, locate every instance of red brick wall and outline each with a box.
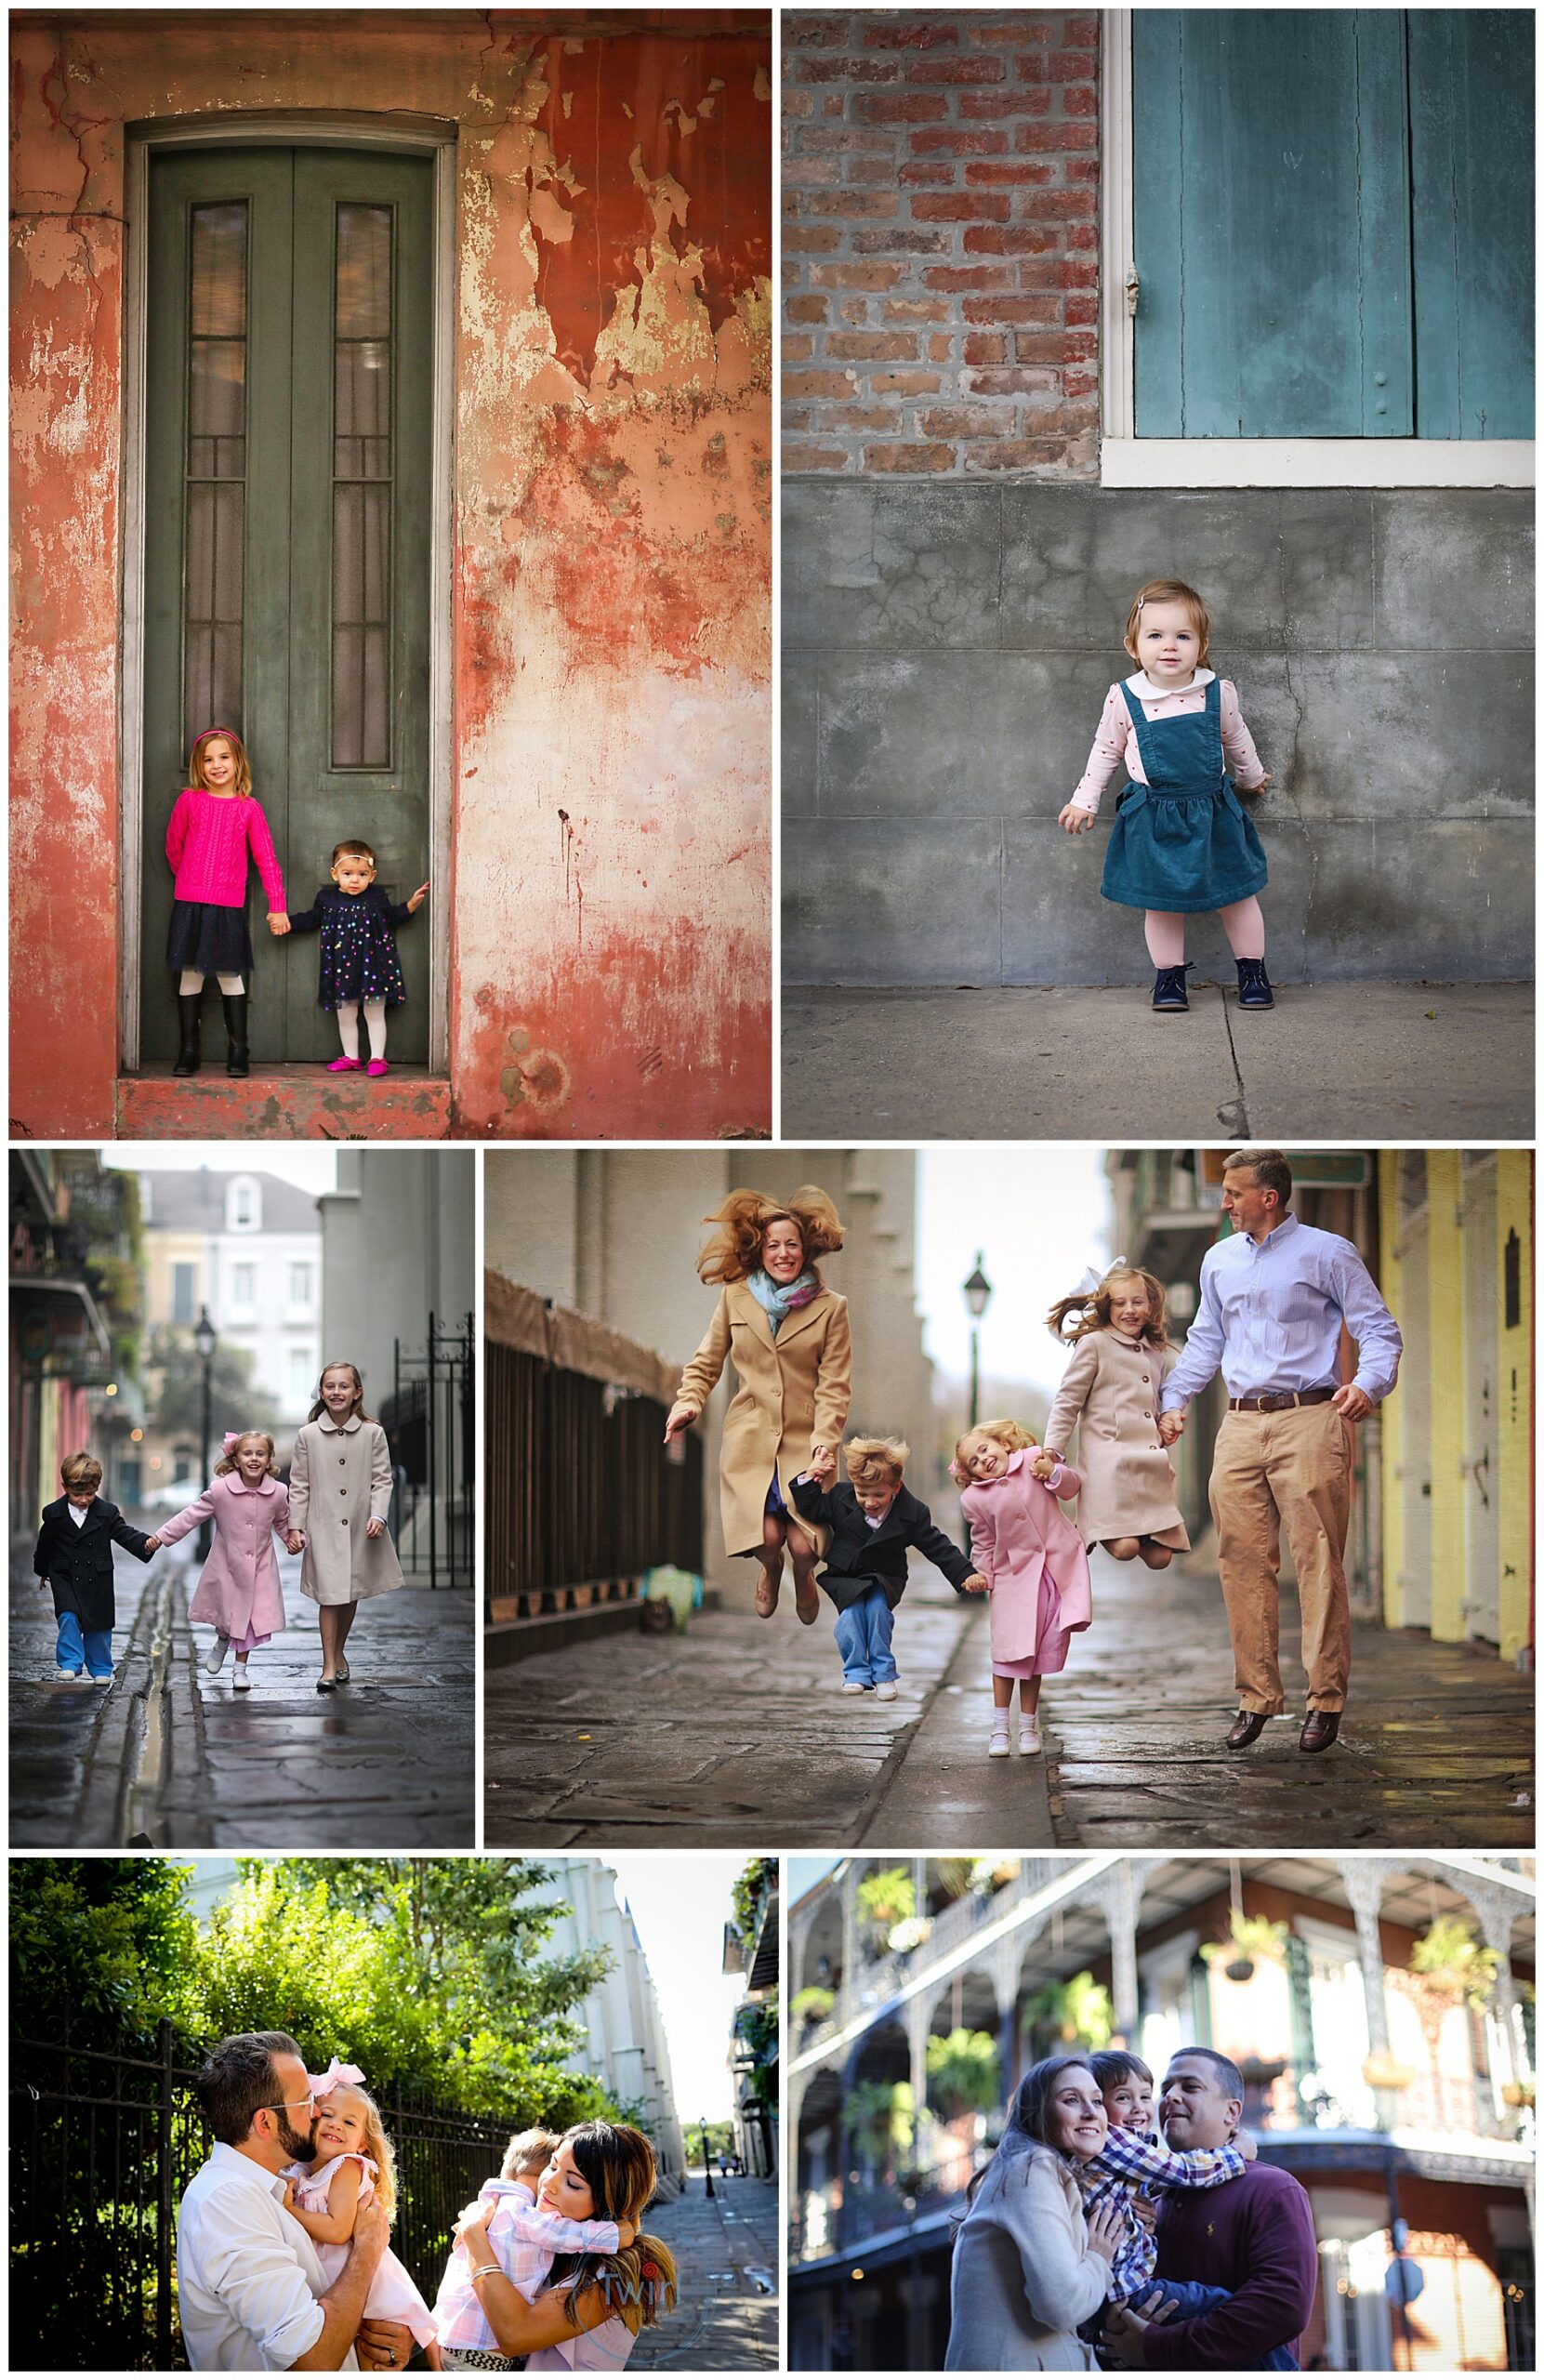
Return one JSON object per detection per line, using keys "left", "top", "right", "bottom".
{"left": 783, "top": 10, "right": 1100, "bottom": 474}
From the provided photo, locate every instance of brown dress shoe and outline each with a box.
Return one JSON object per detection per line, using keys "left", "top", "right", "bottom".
{"left": 1300, "top": 1709, "right": 1341, "bottom": 1753}
{"left": 1226, "top": 1709, "right": 1269, "bottom": 1750}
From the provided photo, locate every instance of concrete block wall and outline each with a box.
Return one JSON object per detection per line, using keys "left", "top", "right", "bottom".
{"left": 782, "top": 482, "right": 1535, "bottom": 985}
{"left": 783, "top": 9, "right": 1100, "bottom": 475}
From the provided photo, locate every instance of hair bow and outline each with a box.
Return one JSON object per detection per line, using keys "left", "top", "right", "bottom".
{"left": 1073, "top": 1253, "right": 1128, "bottom": 1297}
{"left": 221, "top": 1432, "right": 242, "bottom": 1455}
{"left": 309, "top": 2057, "right": 364, "bottom": 2097}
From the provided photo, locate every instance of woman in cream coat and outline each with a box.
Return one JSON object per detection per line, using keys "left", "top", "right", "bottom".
{"left": 665, "top": 1186, "right": 851, "bottom": 1622}
{"left": 288, "top": 1360, "right": 403, "bottom": 1689}
{"left": 946, "top": 2056, "right": 1123, "bottom": 2372}
{"left": 1042, "top": 1265, "right": 1189, "bottom": 1567}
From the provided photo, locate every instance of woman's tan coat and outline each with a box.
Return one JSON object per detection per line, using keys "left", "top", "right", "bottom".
{"left": 1041, "top": 1329, "right": 1190, "bottom": 1549}
{"left": 678, "top": 1281, "right": 852, "bottom": 1558}
{"left": 289, "top": 1413, "right": 405, "bottom": 1606}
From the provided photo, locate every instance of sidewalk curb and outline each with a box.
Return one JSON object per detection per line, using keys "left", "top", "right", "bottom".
{"left": 861, "top": 1601, "right": 1057, "bottom": 1849}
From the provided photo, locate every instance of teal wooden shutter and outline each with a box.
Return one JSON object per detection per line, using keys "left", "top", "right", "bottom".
{"left": 1133, "top": 10, "right": 1414, "bottom": 437}
{"left": 1408, "top": 9, "right": 1535, "bottom": 437}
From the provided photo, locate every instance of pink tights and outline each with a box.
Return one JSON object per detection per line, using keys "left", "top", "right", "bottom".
{"left": 1144, "top": 898, "right": 1265, "bottom": 968}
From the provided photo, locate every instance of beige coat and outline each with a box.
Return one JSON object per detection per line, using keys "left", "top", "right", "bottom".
{"left": 1042, "top": 1329, "right": 1190, "bottom": 1550}
{"left": 678, "top": 1281, "right": 852, "bottom": 1558}
{"left": 288, "top": 1414, "right": 404, "bottom": 1606}
{"left": 945, "top": 2147, "right": 1105, "bottom": 2371}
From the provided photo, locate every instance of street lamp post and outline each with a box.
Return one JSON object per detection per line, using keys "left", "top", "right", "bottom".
{"left": 962, "top": 1254, "right": 993, "bottom": 1429}
{"left": 194, "top": 1307, "right": 217, "bottom": 1560}
{"left": 701, "top": 2117, "right": 715, "bottom": 2199}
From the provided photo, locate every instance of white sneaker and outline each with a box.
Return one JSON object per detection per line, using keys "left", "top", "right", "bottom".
{"left": 232, "top": 1662, "right": 251, "bottom": 1692}
{"left": 875, "top": 1681, "right": 898, "bottom": 1701}
{"left": 840, "top": 1680, "right": 867, "bottom": 1696}
{"left": 205, "top": 1635, "right": 230, "bottom": 1674}
{"left": 54, "top": 1663, "right": 85, "bottom": 1681}
{"left": 989, "top": 1723, "right": 1011, "bottom": 1758}
{"left": 1020, "top": 1719, "right": 1042, "bottom": 1754}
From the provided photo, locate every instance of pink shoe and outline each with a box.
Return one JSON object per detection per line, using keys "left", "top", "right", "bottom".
{"left": 366, "top": 1059, "right": 389, "bottom": 1077}
{"left": 327, "top": 1055, "right": 363, "bottom": 1073}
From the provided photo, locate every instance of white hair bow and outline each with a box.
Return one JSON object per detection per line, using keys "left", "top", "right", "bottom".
{"left": 309, "top": 2056, "right": 365, "bottom": 2097}
{"left": 1074, "top": 1254, "right": 1128, "bottom": 1296}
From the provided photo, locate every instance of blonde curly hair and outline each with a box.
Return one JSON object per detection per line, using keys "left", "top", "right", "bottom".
{"left": 951, "top": 1417, "right": 1036, "bottom": 1484}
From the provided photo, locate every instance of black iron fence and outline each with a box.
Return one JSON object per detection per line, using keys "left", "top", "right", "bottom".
{"left": 485, "top": 1343, "right": 704, "bottom": 1627}
{"left": 380, "top": 1311, "right": 474, "bottom": 1590}
{"left": 9, "top": 2018, "right": 515, "bottom": 2371}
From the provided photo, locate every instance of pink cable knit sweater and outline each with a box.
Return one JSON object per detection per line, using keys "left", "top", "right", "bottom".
{"left": 165, "top": 789, "right": 285, "bottom": 910}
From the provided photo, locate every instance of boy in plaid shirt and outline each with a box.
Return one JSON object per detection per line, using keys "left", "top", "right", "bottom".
{"left": 1079, "top": 2052, "right": 1296, "bottom": 2370}
{"left": 431, "top": 2128, "right": 635, "bottom": 2370}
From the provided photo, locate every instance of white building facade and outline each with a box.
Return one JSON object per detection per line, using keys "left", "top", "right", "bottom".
{"left": 529, "top": 1859, "right": 687, "bottom": 2182}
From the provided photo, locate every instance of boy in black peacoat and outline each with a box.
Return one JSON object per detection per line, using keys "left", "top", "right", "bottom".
{"left": 791, "top": 1434, "right": 985, "bottom": 1699}
{"left": 33, "top": 1453, "right": 156, "bottom": 1680}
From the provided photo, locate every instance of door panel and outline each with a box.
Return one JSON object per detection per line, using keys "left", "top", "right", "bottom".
{"left": 141, "top": 146, "right": 432, "bottom": 1065}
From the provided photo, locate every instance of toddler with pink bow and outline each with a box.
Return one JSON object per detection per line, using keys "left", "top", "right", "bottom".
{"left": 146, "top": 1429, "right": 292, "bottom": 1692}
{"left": 951, "top": 1418, "right": 1093, "bottom": 1759}
{"left": 282, "top": 2058, "right": 442, "bottom": 2364}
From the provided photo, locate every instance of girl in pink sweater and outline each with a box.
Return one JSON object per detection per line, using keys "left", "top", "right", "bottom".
{"left": 952, "top": 1418, "right": 1092, "bottom": 1758}
{"left": 165, "top": 727, "right": 287, "bottom": 1078}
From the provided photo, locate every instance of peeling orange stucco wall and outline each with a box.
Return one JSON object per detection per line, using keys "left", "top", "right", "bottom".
{"left": 8, "top": 11, "right": 772, "bottom": 1140}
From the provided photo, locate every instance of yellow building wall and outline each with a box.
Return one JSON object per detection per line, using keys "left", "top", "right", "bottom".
{"left": 1496, "top": 1152, "right": 1534, "bottom": 1665}
{"left": 1425, "top": 1153, "right": 1465, "bottom": 1643}
{"left": 1378, "top": 1153, "right": 1407, "bottom": 1631}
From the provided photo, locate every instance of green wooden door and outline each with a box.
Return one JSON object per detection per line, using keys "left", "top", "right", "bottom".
{"left": 142, "top": 145, "right": 433, "bottom": 1066}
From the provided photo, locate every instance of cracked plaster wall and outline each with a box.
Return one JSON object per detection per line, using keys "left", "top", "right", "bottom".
{"left": 782, "top": 482, "right": 1535, "bottom": 985}
{"left": 9, "top": 12, "right": 772, "bottom": 1137}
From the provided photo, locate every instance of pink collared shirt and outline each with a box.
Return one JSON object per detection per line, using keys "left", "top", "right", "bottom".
{"left": 431, "top": 2179, "right": 622, "bottom": 2354}
{"left": 165, "top": 787, "right": 285, "bottom": 910}
{"left": 1070, "top": 669, "right": 1267, "bottom": 813}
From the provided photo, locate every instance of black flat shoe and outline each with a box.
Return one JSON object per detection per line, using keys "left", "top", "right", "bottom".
{"left": 1152, "top": 962, "right": 1193, "bottom": 1012}
{"left": 1235, "top": 957, "right": 1274, "bottom": 1009}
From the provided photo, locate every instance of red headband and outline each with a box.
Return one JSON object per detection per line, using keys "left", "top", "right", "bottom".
{"left": 191, "top": 726, "right": 242, "bottom": 750}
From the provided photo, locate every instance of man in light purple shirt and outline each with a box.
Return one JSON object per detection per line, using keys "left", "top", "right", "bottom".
{"left": 1158, "top": 1149, "right": 1402, "bottom": 1754}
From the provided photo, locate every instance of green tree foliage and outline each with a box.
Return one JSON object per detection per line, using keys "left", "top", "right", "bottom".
{"left": 731, "top": 1857, "right": 776, "bottom": 1956}
{"left": 10, "top": 1860, "right": 199, "bottom": 2044}
{"left": 926, "top": 2028, "right": 1000, "bottom": 2122}
{"left": 177, "top": 1859, "right": 620, "bottom": 2124}
{"left": 54, "top": 1157, "right": 147, "bottom": 1382}
{"left": 145, "top": 1326, "right": 279, "bottom": 1442}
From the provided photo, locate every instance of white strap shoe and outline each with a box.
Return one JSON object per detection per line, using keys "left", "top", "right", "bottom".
{"left": 1020, "top": 1718, "right": 1042, "bottom": 1754}
{"left": 204, "top": 1635, "right": 230, "bottom": 1674}
{"left": 232, "top": 1661, "right": 251, "bottom": 1692}
{"left": 989, "top": 1720, "right": 1011, "bottom": 1758}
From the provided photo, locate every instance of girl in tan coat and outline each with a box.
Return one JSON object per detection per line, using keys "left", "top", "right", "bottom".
{"left": 287, "top": 1360, "right": 404, "bottom": 1691}
{"left": 1039, "top": 1266, "right": 1191, "bottom": 1568}
{"left": 665, "top": 1186, "right": 852, "bottom": 1621}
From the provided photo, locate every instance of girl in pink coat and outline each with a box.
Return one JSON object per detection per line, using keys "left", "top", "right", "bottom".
{"left": 147, "top": 1431, "right": 291, "bottom": 1692}
{"left": 953, "top": 1419, "right": 1092, "bottom": 1760}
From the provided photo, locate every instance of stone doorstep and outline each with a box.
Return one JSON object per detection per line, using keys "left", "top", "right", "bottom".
{"left": 117, "top": 1065, "right": 452, "bottom": 1141}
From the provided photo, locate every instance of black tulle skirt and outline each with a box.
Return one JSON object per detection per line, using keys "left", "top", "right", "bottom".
{"left": 166, "top": 900, "right": 254, "bottom": 976}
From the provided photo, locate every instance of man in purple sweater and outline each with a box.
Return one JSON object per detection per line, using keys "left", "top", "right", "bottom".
{"left": 1102, "top": 2049, "right": 1318, "bottom": 2370}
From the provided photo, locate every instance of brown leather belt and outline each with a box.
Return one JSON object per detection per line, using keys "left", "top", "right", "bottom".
{"left": 1228, "top": 1387, "right": 1336, "bottom": 1413}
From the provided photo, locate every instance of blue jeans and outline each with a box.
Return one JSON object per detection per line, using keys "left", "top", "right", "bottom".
{"left": 1155, "top": 2281, "right": 1298, "bottom": 2370}
{"left": 833, "top": 1586, "right": 897, "bottom": 1686}
{"left": 56, "top": 1610, "right": 114, "bottom": 1678}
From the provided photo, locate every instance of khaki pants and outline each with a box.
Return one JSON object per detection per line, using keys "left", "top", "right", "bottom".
{"left": 1208, "top": 1401, "right": 1353, "bottom": 1713}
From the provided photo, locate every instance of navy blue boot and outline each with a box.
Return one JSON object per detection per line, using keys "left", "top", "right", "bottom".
{"left": 1235, "top": 958, "right": 1274, "bottom": 1010}
{"left": 1152, "top": 962, "right": 1193, "bottom": 1012}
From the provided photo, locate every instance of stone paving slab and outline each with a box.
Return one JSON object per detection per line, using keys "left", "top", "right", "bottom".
{"left": 780, "top": 982, "right": 1533, "bottom": 1141}
{"left": 631, "top": 2171, "right": 778, "bottom": 2371}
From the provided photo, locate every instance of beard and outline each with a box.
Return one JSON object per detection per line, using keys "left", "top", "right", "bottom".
{"left": 275, "top": 2110, "right": 318, "bottom": 2162}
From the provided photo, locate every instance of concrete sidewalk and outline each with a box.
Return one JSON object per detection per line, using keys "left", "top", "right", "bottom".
{"left": 781, "top": 982, "right": 1533, "bottom": 1140}
{"left": 632, "top": 2169, "right": 778, "bottom": 2370}
{"left": 10, "top": 1537, "right": 475, "bottom": 1849}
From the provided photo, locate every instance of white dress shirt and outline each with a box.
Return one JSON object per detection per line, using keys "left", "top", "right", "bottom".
{"left": 177, "top": 2141, "right": 351, "bottom": 2370}
{"left": 1161, "top": 1212, "right": 1404, "bottom": 1409}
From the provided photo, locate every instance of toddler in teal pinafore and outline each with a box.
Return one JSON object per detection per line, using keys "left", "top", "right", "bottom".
{"left": 1061, "top": 577, "right": 1275, "bottom": 1012}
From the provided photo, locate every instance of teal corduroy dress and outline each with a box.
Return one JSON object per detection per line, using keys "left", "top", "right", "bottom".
{"left": 1100, "top": 674, "right": 1268, "bottom": 914}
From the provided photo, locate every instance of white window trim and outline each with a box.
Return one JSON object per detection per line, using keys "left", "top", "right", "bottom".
{"left": 1098, "top": 9, "right": 1535, "bottom": 488}
{"left": 119, "top": 112, "right": 456, "bottom": 1073}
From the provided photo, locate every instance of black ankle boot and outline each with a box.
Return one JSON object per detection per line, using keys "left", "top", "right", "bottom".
{"left": 173, "top": 992, "right": 203, "bottom": 1076}
{"left": 1151, "top": 962, "right": 1193, "bottom": 1012}
{"left": 221, "top": 992, "right": 250, "bottom": 1078}
{"left": 1235, "top": 957, "right": 1274, "bottom": 1009}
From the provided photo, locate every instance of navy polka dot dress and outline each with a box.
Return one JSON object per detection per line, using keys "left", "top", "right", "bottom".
{"left": 286, "top": 887, "right": 411, "bottom": 1010}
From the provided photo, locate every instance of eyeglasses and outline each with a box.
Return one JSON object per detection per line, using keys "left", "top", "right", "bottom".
{"left": 262, "top": 2091, "right": 318, "bottom": 2112}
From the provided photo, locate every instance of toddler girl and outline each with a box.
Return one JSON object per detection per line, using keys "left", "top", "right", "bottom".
{"left": 282, "top": 2063, "right": 441, "bottom": 2366}
{"left": 284, "top": 840, "right": 429, "bottom": 1077}
{"left": 1060, "top": 578, "right": 1274, "bottom": 1013}
{"left": 952, "top": 1419, "right": 1091, "bottom": 1758}
{"left": 288, "top": 1361, "right": 403, "bottom": 1691}
{"left": 431, "top": 2125, "right": 638, "bottom": 2368}
{"left": 165, "top": 727, "right": 287, "bottom": 1077}
{"left": 146, "top": 1430, "right": 291, "bottom": 1692}
{"left": 1041, "top": 1264, "right": 1191, "bottom": 1571}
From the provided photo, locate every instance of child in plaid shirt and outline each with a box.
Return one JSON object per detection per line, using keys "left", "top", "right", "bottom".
{"left": 1079, "top": 2052, "right": 1296, "bottom": 2370}
{"left": 431, "top": 2128, "right": 636, "bottom": 2371}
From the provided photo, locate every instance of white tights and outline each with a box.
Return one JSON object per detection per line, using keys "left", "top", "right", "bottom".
{"left": 1144, "top": 899, "right": 1265, "bottom": 969}
{"left": 179, "top": 970, "right": 244, "bottom": 996}
{"left": 336, "top": 998, "right": 387, "bottom": 1062}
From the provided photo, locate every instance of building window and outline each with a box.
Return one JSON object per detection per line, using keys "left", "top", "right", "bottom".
{"left": 184, "top": 200, "right": 249, "bottom": 741}
{"left": 228, "top": 1178, "right": 258, "bottom": 1232}
{"left": 171, "top": 1262, "right": 196, "bottom": 1325}
{"left": 289, "top": 1262, "right": 314, "bottom": 1309}
{"left": 1131, "top": 11, "right": 1533, "bottom": 440}
{"left": 231, "top": 1263, "right": 257, "bottom": 1311}
{"left": 332, "top": 203, "right": 395, "bottom": 769}
{"left": 288, "top": 1348, "right": 311, "bottom": 1401}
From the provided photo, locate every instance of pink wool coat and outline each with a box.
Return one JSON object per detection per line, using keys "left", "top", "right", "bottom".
{"left": 156, "top": 1473, "right": 291, "bottom": 1641}
{"left": 961, "top": 1448, "right": 1093, "bottom": 1670}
